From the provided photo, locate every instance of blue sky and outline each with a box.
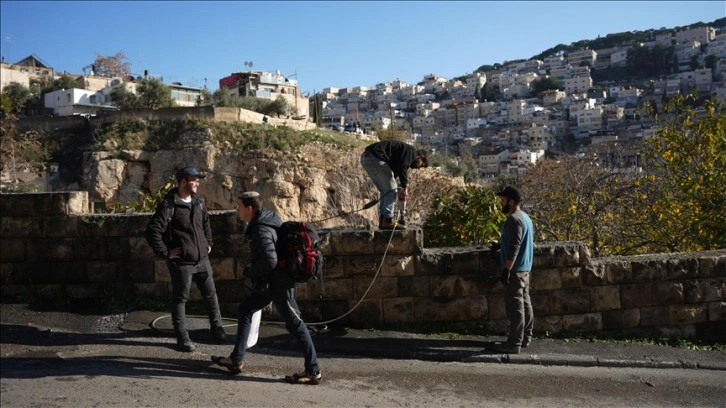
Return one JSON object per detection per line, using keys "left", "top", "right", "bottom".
{"left": 1, "top": 1, "right": 724, "bottom": 95}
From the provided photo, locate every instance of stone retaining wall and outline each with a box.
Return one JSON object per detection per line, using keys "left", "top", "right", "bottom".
{"left": 1, "top": 192, "right": 724, "bottom": 340}
{"left": 15, "top": 106, "right": 316, "bottom": 134}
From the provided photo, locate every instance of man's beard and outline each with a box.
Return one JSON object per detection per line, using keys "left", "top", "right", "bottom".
{"left": 501, "top": 203, "right": 510, "bottom": 214}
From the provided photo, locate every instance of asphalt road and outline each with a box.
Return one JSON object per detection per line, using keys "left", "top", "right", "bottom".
{"left": 1, "top": 304, "right": 725, "bottom": 407}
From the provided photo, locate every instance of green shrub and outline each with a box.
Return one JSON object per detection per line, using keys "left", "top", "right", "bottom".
{"left": 424, "top": 185, "right": 505, "bottom": 247}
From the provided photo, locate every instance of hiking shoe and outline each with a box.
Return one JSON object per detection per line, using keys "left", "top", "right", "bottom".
{"left": 286, "top": 371, "right": 322, "bottom": 385}
{"left": 176, "top": 338, "right": 196, "bottom": 352}
{"left": 176, "top": 331, "right": 195, "bottom": 352}
{"left": 494, "top": 343, "right": 520, "bottom": 354}
{"left": 379, "top": 217, "right": 395, "bottom": 230}
{"left": 211, "top": 326, "right": 227, "bottom": 344}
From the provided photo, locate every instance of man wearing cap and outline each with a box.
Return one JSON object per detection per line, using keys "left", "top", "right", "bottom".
{"left": 146, "top": 166, "right": 226, "bottom": 352}
{"left": 211, "top": 191, "right": 322, "bottom": 384}
{"left": 494, "top": 186, "right": 534, "bottom": 354}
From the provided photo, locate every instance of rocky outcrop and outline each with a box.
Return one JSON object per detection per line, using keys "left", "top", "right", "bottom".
{"left": 80, "top": 131, "right": 465, "bottom": 228}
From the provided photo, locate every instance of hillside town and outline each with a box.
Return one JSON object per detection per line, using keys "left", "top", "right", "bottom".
{"left": 1, "top": 24, "right": 724, "bottom": 180}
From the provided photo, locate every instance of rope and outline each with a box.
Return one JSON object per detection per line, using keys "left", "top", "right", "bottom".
{"left": 150, "top": 192, "right": 403, "bottom": 334}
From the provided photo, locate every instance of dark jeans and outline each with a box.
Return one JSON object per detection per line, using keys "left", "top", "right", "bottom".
{"left": 231, "top": 285, "right": 320, "bottom": 375}
{"left": 168, "top": 258, "right": 223, "bottom": 336}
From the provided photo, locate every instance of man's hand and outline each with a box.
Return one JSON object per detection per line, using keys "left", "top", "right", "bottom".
{"left": 398, "top": 188, "right": 407, "bottom": 200}
{"left": 500, "top": 268, "right": 511, "bottom": 285}
{"left": 168, "top": 247, "right": 182, "bottom": 260}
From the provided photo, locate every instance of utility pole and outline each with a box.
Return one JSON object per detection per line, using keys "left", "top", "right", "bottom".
{"left": 390, "top": 102, "right": 394, "bottom": 139}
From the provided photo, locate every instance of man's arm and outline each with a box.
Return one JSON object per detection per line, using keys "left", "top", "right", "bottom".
{"left": 201, "top": 201, "right": 213, "bottom": 252}
{"left": 246, "top": 226, "right": 278, "bottom": 278}
{"left": 146, "top": 201, "right": 171, "bottom": 258}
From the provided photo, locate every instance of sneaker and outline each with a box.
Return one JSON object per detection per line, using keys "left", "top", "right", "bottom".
{"left": 176, "top": 337, "right": 196, "bottom": 352}
{"left": 285, "top": 371, "right": 322, "bottom": 385}
{"left": 494, "top": 343, "right": 520, "bottom": 354}
{"left": 521, "top": 338, "right": 532, "bottom": 348}
{"left": 211, "top": 326, "right": 227, "bottom": 343}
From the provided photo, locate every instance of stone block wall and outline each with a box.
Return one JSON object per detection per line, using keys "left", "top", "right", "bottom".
{"left": 1, "top": 192, "right": 724, "bottom": 340}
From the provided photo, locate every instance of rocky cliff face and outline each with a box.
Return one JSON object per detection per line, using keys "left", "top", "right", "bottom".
{"left": 81, "top": 130, "right": 464, "bottom": 229}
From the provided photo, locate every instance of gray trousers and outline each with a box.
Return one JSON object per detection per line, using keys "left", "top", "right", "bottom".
{"left": 504, "top": 272, "right": 534, "bottom": 346}
{"left": 168, "top": 258, "right": 223, "bottom": 336}
{"left": 360, "top": 153, "right": 397, "bottom": 219}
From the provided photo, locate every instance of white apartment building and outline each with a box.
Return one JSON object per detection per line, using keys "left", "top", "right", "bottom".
{"left": 413, "top": 115, "right": 435, "bottom": 128}
{"left": 169, "top": 82, "right": 204, "bottom": 107}
{"left": 375, "top": 82, "right": 393, "bottom": 94}
{"left": 565, "top": 76, "right": 593, "bottom": 95}
{"left": 678, "top": 68, "right": 713, "bottom": 94}
{"left": 577, "top": 106, "right": 603, "bottom": 131}
{"left": 44, "top": 88, "right": 108, "bottom": 116}
{"left": 506, "top": 99, "right": 527, "bottom": 124}
{"left": 568, "top": 98, "right": 597, "bottom": 119}
{"left": 675, "top": 42, "right": 702, "bottom": 63}
{"left": 422, "top": 74, "right": 447, "bottom": 92}
{"left": 655, "top": 32, "right": 674, "bottom": 47}
{"left": 514, "top": 72, "right": 539, "bottom": 86}
{"left": 478, "top": 146, "right": 511, "bottom": 174}
{"left": 610, "top": 49, "right": 628, "bottom": 66}
{"left": 502, "top": 84, "right": 531, "bottom": 100}
{"left": 466, "top": 117, "right": 488, "bottom": 130}
{"left": 549, "top": 66, "right": 570, "bottom": 85}
{"left": 569, "top": 65, "right": 591, "bottom": 78}
{"left": 543, "top": 55, "right": 566, "bottom": 70}
{"left": 567, "top": 49, "right": 598, "bottom": 66}
{"left": 414, "top": 93, "right": 436, "bottom": 103}
{"left": 618, "top": 87, "right": 642, "bottom": 99}
{"left": 707, "top": 35, "right": 726, "bottom": 58}
{"left": 675, "top": 26, "right": 716, "bottom": 44}
{"left": 511, "top": 149, "right": 544, "bottom": 167}
{"left": 497, "top": 71, "right": 517, "bottom": 90}
{"left": 465, "top": 72, "right": 487, "bottom": 89}
{"left": 390, "top": 80, "right": 410, "bottom": 91}
{"left": 521, "top": 124, "right": 550, "bottom": 145}
{"left": 541, "top": 89, "right": 566, "bottom": 106}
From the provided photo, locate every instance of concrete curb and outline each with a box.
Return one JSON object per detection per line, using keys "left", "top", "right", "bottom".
{"left": 461, "top": 352, "right": 726, "bottom": 371}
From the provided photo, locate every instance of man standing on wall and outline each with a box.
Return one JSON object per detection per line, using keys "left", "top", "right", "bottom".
{"left": 211, "top": 191, "right": 322, "bottom": 384}
{"left": 146, "top": 166, "right": 227, "bottom": 352}
{"left": 495, "top": 186, "right": 534, "bottom": 354}
{"left": 360, "top": 140, "right": 427, "bottom": 229}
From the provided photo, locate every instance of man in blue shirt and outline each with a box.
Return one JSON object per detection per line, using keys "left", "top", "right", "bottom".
{"left": 495, "top": 186, "right": 534, "bottom": 354}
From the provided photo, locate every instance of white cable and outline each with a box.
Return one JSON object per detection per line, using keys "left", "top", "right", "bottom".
{"left": 150, "top": 223, "right": 400, "bottom": 333}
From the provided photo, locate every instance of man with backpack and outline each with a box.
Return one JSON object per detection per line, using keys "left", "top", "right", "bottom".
{"left": 145, "top": 166, "right": 227, "bottom": 352}
{"left": 211, "top": 191, "right": 322, "bottom": 384}
{"left": 360, "top": 140, "right": 428, "bottom": 229}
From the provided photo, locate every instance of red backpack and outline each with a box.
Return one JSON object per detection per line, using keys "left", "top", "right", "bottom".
{"left": 276, "top": 221, "right": 324, "bottom": 283}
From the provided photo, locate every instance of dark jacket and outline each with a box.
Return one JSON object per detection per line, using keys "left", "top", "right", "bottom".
{"left": 146, "top": 188, "right": 212, "bottom": 263}
{"left": 365, "top": 140, "right": 418, "bottom": 188}
{"left": 244, "top": 209, "right": 293, "bottom": 287}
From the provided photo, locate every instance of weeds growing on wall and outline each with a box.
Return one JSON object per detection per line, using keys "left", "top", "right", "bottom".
{"left": 92, "top": 118, "right": 366, "bottom": 154}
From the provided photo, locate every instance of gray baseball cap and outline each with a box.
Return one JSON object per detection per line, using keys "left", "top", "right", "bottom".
{"left": 176, "top": 166, "right": 206, "bottom": 179}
